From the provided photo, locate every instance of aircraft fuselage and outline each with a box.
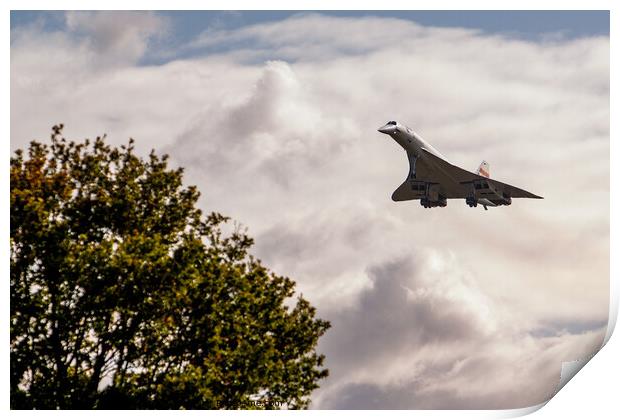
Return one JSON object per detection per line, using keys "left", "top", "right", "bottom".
{"left": 378, "top": 122, "right": 447, "bottom": 163}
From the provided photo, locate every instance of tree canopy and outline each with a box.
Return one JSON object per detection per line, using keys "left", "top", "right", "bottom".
{"left": 10, "top": 125, "right": 330, "bottom": 409}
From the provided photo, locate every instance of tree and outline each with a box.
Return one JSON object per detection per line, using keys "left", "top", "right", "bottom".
{"left": 10, "top": 125, "right": 330, "bottom": 409}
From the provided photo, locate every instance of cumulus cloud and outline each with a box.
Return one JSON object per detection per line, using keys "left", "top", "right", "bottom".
{"left": 173, "top": 60, "right": 355, "bottom": 190}
{"left": 10, "top": 12, "right": 609, "bottom": 409}
{"left": 187, "top": 13, "right": 481, "bottom": 62}
{"left": 11, "top": 11, "right": 166, "bottom": 76}
{"left": 64, "top": 11, "right": 167, "bottom": 66}
{"left": 314, "top": 255, "right": 605, "bottom": 409}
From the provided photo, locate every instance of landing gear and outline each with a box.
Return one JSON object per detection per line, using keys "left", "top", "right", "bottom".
{"left": 408, "top": 153, "right": 418, "bottom": 180}
{"left": 466, "top": 196, "right": 486, "bottom": 210}
{"left": 420, "top": 196, "right": 446, "bottom": 208}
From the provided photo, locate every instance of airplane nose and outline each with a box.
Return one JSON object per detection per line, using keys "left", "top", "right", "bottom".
{"left": 378, "top": 124, "right": 395, "bottom": 134}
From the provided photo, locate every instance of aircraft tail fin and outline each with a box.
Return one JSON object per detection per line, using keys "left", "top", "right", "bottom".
{"left": 476, "top": 160, "right": 490, "bottom": 178}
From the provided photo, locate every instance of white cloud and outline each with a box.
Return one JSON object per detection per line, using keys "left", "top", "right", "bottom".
{"left": 188, "top": 13, "right": 480, "bottom": 62}
{"left": 64, "top": 11, "right": 168, "bottom": 66}
{"left": 10, "top": 12, "right": 609, "bottom": 409}
{"left": 314, "top": 255, "right": 605, "bottom": 409}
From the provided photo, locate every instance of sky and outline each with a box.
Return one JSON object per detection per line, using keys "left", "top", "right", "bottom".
{"left": 10, "top": 10, "right": 610, "bottom": 409}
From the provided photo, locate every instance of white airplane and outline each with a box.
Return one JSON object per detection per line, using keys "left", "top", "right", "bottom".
{"left": 378, "top": 121, "right": 543, "bottom": 209}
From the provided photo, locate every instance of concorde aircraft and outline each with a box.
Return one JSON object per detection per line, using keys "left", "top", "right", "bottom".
{"left": 378, "top": 121, "right": 543, "bottom": 209}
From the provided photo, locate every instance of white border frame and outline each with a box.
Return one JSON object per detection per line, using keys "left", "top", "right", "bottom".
{"left": 4, "top": 2, "right": 616, "bottom": 418}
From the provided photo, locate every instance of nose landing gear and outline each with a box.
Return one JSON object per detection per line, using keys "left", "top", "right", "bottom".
{"left": 407, "top": 152, "right": 418, "bottom": 180}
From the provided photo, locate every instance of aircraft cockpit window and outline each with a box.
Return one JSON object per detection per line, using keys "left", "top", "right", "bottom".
{"left": 387, "top": 121, "right": 396, "bottom": 125}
